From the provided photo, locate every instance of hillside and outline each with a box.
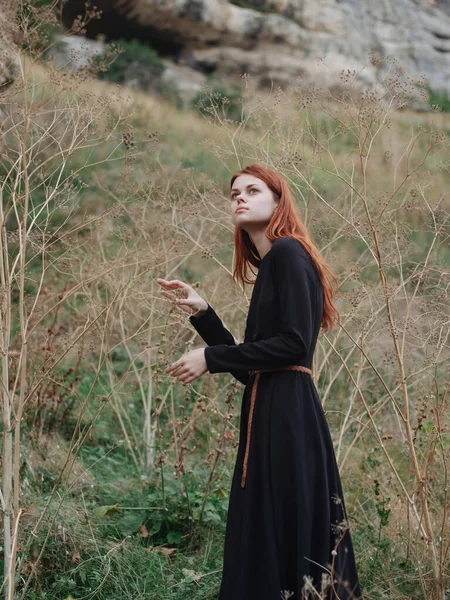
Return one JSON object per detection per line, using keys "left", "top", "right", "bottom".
{"left": 0, "top": 14, "right": 449, "bottom": 599}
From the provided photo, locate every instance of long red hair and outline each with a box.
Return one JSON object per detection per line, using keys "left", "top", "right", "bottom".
{"left": 230, "top": 164, "right": 340, "bottom": 333}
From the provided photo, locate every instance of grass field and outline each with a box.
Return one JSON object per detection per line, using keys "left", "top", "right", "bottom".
{"left": 1, "top": 39, "right": 449, "bottom": 599}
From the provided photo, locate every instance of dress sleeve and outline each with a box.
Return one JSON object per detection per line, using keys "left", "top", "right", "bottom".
{"left": 203, "top": 239, "right": 316, "bottom": 374}
{"left": 188, "top": 304, "right": 250, "bottom": 385}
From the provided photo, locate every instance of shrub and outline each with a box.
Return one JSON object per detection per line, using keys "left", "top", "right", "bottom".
{"left": 191, "top": 73, "right": 245, "bottom": 123}
{"left": 92, "top": 38, "right": 166, "bottom": 93}
{"left": 427, "top": 88, "right": 450, "bottom": 112}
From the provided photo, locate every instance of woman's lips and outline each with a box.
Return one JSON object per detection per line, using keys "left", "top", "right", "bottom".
{"left": 236, "top": 208, "right": 248, "bottom": 213}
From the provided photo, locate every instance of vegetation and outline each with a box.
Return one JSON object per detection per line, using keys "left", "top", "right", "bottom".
{"left": 90, "top": 37, "right": 180, "bottom": 106}
{"left": 0, "top": 5, "right": 449, "bottom": 600}
{"left": 191, "top": 73, "right": 245, "bottom": 123}
{"left": 228, "top": 0, "right": 300, "bottom": 24}
{"left": 228, "top": 0, "right": 277, "bottom": 12}
{"left": 428, "top": 88, "right": 450, "bottom": 113}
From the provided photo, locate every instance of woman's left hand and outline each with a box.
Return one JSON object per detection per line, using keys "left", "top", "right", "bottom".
{"left": 165, "top": 348, "right": 208, "bottom": 384}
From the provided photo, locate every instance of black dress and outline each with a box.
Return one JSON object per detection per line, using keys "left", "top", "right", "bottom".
{"left": 189, "top": 237, "right": 363, "bottom": 600}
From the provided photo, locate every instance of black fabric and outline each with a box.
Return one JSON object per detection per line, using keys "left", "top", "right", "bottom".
{"left": 188, "top": 303, "right": 250, "bottom": 386}
{"left": 189, "top": 237, "right": 363, "bottom": 600}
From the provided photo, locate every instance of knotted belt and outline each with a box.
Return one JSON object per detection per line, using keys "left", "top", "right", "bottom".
{"left": 241, "top": 364, "right": 313, "bottom": 489}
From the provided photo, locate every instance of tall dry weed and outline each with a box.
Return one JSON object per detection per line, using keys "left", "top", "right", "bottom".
{"left": 0, "top": 4, "right": 449, "bottom": 600}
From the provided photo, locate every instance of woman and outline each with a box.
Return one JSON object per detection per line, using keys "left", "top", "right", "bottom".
{"left": 157, "top": 164, "right": 363, "bottom": 600}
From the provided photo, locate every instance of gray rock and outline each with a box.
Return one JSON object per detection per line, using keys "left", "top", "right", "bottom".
{"left": 45, "top": 34, "right": 107, "bottom": 70}
{"left": 0, "top": 1, "right": 20, "bottom": 93}
{"left": 435, "top": 0, "right": 450, "bottom": 17}
{"left": 3, "top": 0, "right": 447, "bottom": 99}
{"left": 64, "top": 0, "right": 450, "bottom": 96}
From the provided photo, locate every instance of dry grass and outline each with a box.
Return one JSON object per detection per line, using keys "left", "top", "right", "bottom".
{"left": 0, "top": 11, "right": 449, "bottom": 599}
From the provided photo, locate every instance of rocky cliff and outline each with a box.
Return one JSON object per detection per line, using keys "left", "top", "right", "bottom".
{"left": 0, "top": 0, "right": 20, "bottom": 93}
{"left": 2, "top": 1, "right": 450, "bottom": 98}
{"left": 58, "top": 0, "right": 450, "bottom": 96}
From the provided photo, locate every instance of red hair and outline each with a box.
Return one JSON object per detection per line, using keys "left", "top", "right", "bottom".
{"left": 230, "top": 164, "right": 340, "bottom": 333}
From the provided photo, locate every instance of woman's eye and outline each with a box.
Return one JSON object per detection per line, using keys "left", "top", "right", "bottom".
{"left": 231, "top": 188, "right": 257, "bottom": 199}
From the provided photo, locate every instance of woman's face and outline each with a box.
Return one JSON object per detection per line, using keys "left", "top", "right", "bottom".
{"left": 229, "top": 174, "right": 278, "bottom": 231}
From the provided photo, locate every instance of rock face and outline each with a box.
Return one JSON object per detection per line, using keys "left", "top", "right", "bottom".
{"left": 435, "top": 0, "right": 450, "bottom": 16}
{"left": 58, "top": 0, "right": 450, "bottom": 96}
{"left": 49, "top": 35, "right": 107, "bottom": 71}
{"left": 0, "top": 1, "right": 21, "bottom": 93}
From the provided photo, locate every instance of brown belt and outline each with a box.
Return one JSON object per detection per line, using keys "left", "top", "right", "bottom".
{"left": 241, "top": 364, "right": 313, "bottom": 489}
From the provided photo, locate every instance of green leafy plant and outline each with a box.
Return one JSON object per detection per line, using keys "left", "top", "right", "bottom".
{"left": 427, "top": 88, "right": 450, "bottom": 112}
{"left": 191, "top": 73, "right": 245, "bottom": 123}
{"left": 92, "top": 38, "right": 166, "bottom": 92}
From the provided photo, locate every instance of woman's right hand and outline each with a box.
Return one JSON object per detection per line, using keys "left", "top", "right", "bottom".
{"left": 156, "top": 278, "right": 208, "bottom": 317}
